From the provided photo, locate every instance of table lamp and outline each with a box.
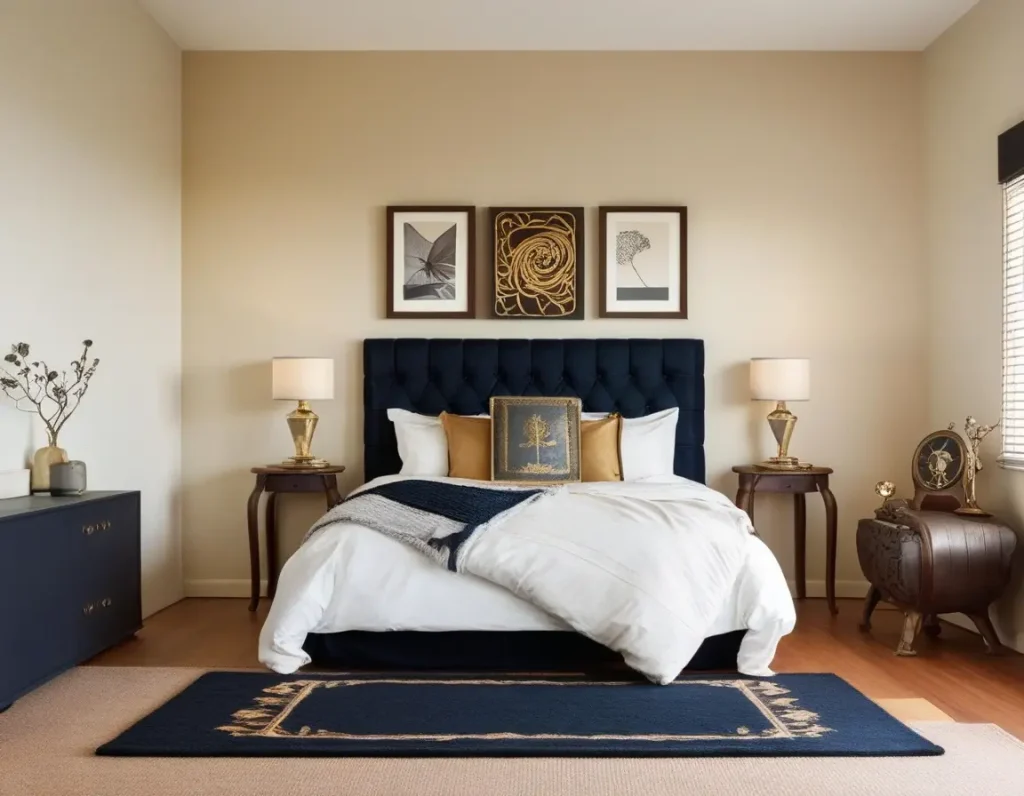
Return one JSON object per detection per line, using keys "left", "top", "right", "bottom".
{"left": 749, "top": 357, "right": 811, "bottom": 470}
{"left": 272, "top": 357, "right": 334, "bottom": 469}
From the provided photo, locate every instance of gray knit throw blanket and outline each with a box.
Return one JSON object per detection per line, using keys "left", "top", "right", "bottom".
{"left": 303, "top": 479, "right": 552, "bottom": 571}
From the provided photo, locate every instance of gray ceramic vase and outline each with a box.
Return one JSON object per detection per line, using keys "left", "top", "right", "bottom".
{"left": 50, "top": 460, "right": 87, "bottom": 496}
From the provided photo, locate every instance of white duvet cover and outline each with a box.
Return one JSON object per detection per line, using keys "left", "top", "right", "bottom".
{"left": 259, "top": 475, "right": 796, "bottom": 683}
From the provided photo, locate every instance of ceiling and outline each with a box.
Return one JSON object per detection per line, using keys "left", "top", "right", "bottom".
{"left": 140, "top": 0, "right": 978, "bottom": 52}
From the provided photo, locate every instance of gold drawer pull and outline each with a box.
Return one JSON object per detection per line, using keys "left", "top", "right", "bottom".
{"left": 82, "top": 520, "right": 112, "bottom": 536}
{"left": 83, "top": 603, "right": 96, "bottom": 616}
{"left": 100, "top": 597, "right": 113, "bottom": 608}
{"left": 83, "top": 524, "right": 95, "bottom": 535}
{"left": 101, "top": 520, "right": 111, "bottom": 530}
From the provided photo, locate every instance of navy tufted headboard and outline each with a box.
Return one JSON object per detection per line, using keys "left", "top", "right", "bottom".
{"left": 363, "top": 338, "right": 705, "bottom": 483}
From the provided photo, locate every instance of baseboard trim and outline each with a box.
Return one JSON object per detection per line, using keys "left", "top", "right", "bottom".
{"left": 787, "top": 580, "right": 870, "bottom": 600}
{"left": 184, "top": 579, "right": 265, "bottom": 598}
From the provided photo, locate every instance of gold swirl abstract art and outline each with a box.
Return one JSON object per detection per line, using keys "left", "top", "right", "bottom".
{"left": 493, "top": 210, "right": 580, "bottom": 317}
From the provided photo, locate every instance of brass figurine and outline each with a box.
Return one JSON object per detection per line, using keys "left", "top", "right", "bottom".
{"left": 956, "top": 416, "right": 1000, "bottom": 516}
{"left": 874, "top": 481, "right": 895, "bottom": 508}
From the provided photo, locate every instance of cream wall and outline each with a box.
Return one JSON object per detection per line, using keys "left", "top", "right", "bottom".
{"left": 925, "top": 0, "right": 1024, "bottom": 650}
{"left": 0, "top": 0, "right": 183, "bottom": 615}
{"left": 182, "top": 51, "right": 927, "bottom": 599}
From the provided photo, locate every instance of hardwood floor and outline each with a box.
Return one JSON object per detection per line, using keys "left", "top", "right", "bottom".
{"left": 87, "top": 597, "right": 1024, "bottom": 739}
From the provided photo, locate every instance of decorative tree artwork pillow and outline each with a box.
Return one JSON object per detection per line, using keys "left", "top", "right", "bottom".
{"left": 489, "top": 396, "right": 581, "bottom": 484}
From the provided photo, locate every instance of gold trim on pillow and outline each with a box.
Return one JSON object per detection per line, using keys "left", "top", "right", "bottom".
{"left": 581, "top": 414, "right": 623, "bottom": 482}
{"left": 440, "top": 412, "right": 491, "bottom": 481}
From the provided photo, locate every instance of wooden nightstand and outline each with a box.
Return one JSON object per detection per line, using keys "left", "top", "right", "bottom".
{"left": 246, "top": 466, "right": 345, "bottom": 612}
{"left": 732, "top": 465, "right": 838, "bottom": 616}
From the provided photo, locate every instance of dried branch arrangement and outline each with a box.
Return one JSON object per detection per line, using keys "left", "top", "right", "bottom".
{"left": 0, "top": 340, "right": 100, "bottom": 445}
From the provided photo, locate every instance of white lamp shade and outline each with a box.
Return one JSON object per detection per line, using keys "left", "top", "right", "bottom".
{"left": 272, "top": 357, "right": 335, "bottom": 401}
{"left": 749, "top": 358, "right": 810, "bottom": 401}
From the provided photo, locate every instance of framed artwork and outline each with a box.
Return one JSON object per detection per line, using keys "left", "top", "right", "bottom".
{"left": 598, "top": 206, "right": 687, "bottom": 318}
{"left": 491, "top": 208, "right": 584, "bottom": 320}
{"left": 490, "top": 396, "right": 582, "bottom": 484}
{"left": 386, "top": 206, "right": 476, "bottom": 319}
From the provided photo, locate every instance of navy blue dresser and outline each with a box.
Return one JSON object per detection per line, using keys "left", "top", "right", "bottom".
{"left": 0, "top": 491, "right": 141, "bottom": 711}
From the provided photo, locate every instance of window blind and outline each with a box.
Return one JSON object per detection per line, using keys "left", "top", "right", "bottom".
{"left": 1001, "top": 175, "right": 1024, "bottom": 468}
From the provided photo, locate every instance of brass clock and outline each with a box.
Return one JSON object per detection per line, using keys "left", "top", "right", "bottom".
{"left": 910, "top": 428, "right": 967, "bottom": 510}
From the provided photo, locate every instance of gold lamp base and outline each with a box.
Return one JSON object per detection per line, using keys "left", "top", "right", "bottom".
{"left": 276, "top": 459, "right": 331, "bottom": 470}
{"left": 759, "top": 401, "right": 813, "bottom": 471}
{"left": 758, "top": 456, "right": 812, "bottom": 472}
{"left": 281, "top": 400, "right": 331, "bottom": 469}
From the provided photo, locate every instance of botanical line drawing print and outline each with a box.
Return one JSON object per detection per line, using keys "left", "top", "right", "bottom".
{"left": 616, "top": 229, "right": 652, "bottom": 288}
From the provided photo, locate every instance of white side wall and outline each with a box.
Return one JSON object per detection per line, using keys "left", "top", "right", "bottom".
{"left": 0, "top": 0, "right": 183, "bottom": 615}
{"left": 925, "top": 0, "right": 1024, "bottom": 649}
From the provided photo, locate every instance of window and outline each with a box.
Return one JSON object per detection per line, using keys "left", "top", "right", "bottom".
{"left": 1001, "top": 174, "right": 1024, "bottom": 468}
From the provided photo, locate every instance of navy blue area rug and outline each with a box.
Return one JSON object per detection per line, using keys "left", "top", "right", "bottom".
{"left": 97, "top": 672, "right": 943, "bottom": 758}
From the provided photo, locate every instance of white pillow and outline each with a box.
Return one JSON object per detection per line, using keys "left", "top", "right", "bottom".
{"left": 386, "top": 408, "right": 449, "bottom": 476}
{"left": 386, "top": 408, "right": 487, "bottom": 477}
{"left": 582, "top": 407, "right": 679, "bottom": 480}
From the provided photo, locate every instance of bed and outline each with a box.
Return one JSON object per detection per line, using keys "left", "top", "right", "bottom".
{"left": 259, "top": 338, "right": 795, "bottom": 679}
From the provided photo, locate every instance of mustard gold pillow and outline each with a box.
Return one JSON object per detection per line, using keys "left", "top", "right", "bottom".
{"left": 580, "top": 414, "right": 623, "bottom": 482}
{"left": 440, "top": 412, "right": 492, "bottom": 481}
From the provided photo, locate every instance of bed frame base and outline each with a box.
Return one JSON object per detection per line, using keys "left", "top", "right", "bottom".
{"left": 303, "top": 630, "right": 747, "bottom": 674}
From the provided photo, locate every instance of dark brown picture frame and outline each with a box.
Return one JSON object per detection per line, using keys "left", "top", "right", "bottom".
{"left": 490, "top": 207, "right": 585, "bottom": 320}
{"left": 598, "top": 206, "right": 687, "bottom": 319}
{"left": 386, "top": 205, "right": 476, "bottom": 319}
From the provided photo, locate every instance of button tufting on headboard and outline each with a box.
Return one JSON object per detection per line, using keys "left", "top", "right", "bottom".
{"left": 363, "top": 338, "right": 705, "bottom": 483}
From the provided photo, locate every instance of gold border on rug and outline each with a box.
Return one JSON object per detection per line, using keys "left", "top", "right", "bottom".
{"left": 216, "top": 679, "right": 833, "bottom": 741}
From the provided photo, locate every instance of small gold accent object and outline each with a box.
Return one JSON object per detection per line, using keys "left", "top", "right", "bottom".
{"left": 271, "top": 358, "right": 335, "bottom": 469}
{"left": 749, "top": 358, "right": 812, "bottom": 470}
{"left": 956, "top": 416, "right": 1000, "bottom": 517}
{"left": 874, "top": 481, "right": 895, "bottom": 507}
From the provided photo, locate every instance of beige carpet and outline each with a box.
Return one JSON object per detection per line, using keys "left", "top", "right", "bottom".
{"left": 0, "top": 668, "right": 1021, "bottom": 796}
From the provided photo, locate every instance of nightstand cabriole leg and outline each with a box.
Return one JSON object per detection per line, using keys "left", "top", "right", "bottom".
{"left": 793, "top": 493, "right": 806, "bottom": 600}
{"left": 820, "top": 484, "right": 838, "bottom": 615}
{"left": 266, "top": 492, "right": 279, "bottom": 601}
{"left": 735, "top": 488, "right": 754, "bottom": 525}
{"left": 324, "top": 474, "right": 342, "bottom": 509}
{"left": 246, "top": 476, "right": 266, "bottom": 612}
